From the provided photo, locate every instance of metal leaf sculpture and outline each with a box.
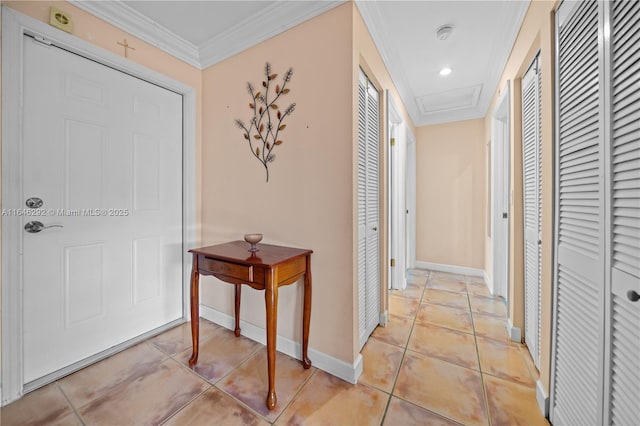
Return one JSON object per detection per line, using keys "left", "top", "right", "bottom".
{"left": 235, "top": 62, "right": 296, "bottom": 182}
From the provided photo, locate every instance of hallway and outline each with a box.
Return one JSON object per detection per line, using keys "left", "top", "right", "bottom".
{"left": 1, "top": 269, "right": 548, "bottom": 425}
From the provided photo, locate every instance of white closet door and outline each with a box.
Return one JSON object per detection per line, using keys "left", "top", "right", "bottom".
{"left": 522, "top": 54, "right": 542, "bottom": 368}
{"left": 365, "top": 79, "right": 380, "bottom": 343}
{"left": 357, "top": 69, "right": 380, "bottom": 349}
{"left": 606, "top": 0, "right": 640, "bottom": 424}
{"left": 357, "top": 72, "right": 368, "bottom": 345}
{"left": 552, "top": 1, "right": 605, "bottom": 424}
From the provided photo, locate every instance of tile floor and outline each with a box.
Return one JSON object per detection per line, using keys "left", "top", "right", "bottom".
{"left": 1, "top": 269, "right": 549, "bottom": 425}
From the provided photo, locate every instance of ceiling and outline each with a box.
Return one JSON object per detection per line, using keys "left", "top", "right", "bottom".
{"left": 70, "top": 0, "right": 530, "bottom": 126}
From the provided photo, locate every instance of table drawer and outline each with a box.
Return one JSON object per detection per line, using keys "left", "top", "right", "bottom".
{"left": 200, "top": 256, "right": 253, "bottom": 282}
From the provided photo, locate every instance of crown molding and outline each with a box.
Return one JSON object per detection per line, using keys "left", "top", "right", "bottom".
{"left": 69, "top": 0, "right": 201, "bottom": 68}
{"left": 199, "top": 1, "right": 344, "bottom": 69}
{"left": 478, "top": 1, "right": 530, "bottom": 118}
{"left": 417, "top": 109, "right": 486, "bottom": 126}
{"left": 355, "top": 0, "right": 418, "bottom": 126}
{"left": 70, "top": 0, "right": 344, "bottom": 71}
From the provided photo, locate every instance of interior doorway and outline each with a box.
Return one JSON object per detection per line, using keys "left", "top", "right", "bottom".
{"left": 491, "top": 82, "right": 511, "bottom": 300}
{"left": 388, "top": 94, "right": 408, "bottom": 291}
{"left": 405, "top": 131, "right": 417, "bottom": 272}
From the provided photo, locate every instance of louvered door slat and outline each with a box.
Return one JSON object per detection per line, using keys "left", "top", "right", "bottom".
{"left": 559, "top": 122, "right": 599, "bottom": 147}
{"left": 561, "top": 99, "right": 599, "bottom": 130}
{"left": 554, "top": 267, "right": 599, "bottom": 424}
{"left": 608, "top": 2, "right": 640, "bottom": 423}
{"left": 560, "top": 64, "right": 598, "bottom": 108}
{"left": 560, "top": 4, "right": 598, "bottom": 61}
{"left": 615, "top": 43, "right": 640, "bottom": 75}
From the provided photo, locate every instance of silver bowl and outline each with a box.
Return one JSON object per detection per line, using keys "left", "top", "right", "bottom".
{"left": 244, "top": 233, "right": 263, "bottom": 252}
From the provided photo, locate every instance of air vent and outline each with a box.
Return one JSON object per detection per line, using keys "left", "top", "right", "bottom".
{"left": 416, "top": 84, "right": 482, "bottom": 115}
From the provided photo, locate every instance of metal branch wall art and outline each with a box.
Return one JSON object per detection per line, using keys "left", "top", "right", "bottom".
{"left": 235, "top": 63, "right": 296, "bottom": 182}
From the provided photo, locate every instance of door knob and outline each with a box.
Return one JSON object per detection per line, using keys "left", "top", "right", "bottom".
{"left": 24, "top": 221, "right": 64, "bottom": 233}
{"left": 373, "top": 227, "right": 378, "bottom": 231}
{"left": 628, "top": 290, "right": 640, "bottom": 302}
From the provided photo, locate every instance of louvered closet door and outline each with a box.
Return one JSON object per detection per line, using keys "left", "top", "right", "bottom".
{"left": 357, "top": 71, "right": 368, "bottom": 346}
{"left": 522, "top": 54, "right": 542, "bottom": 369}
{"left": 365, "top": 78, "right": 380, "bottom": 345}
{"left": 357, "top": 69, "right": 380, "bottom": 349}
{"left": 606, "top": 0, "right": 640, "bottom": 424}
{"left": 553, "top": 1, "right": 605, "bottom": 425}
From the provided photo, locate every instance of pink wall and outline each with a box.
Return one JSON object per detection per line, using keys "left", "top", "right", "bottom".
{"left": 200, "top": 3, "right": 356, "bottom": 363}
{"left": 415, "top": 119, "right": 486, "bottom": 270}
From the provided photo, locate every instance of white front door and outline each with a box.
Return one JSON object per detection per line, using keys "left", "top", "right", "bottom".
{"left": 22, "top": 36, "right": 183, "bottom": 384}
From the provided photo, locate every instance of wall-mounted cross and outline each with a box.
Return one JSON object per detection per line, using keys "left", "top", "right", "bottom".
{"left": 117, "top": 39, "right": 136, "bottom": 58}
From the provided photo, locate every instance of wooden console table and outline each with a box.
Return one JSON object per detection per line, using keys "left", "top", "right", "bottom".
{"left": 187, "top": 241, "right": 313, "bottom": 410}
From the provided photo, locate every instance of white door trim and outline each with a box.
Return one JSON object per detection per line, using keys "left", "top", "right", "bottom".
{"left": 405, "top": 128, "right": 416, "bottom": 270}
{"left": 1, "top": 6, "right": 197, "bottom": 405}
{"left": 387, "top": 94, "right": 406, "bottom": 291}
{"left": 491, "top": 82, "right": 511, "bottom": 299}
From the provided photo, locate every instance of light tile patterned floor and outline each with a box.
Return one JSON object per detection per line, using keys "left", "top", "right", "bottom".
{"left": 1, "top": 269, "right": 549, "bottom": 425}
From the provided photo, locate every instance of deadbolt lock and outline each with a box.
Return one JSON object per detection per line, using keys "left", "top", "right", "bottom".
{"left": 25, "top": 197, "right": 44, "bottom": 209}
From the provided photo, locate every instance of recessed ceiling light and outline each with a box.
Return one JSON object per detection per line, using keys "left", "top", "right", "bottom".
{"left": 440, "top": 67, "right": 452, "bottom": 76}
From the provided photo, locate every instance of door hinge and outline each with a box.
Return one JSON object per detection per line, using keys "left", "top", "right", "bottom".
{"left": 32, "top": 35, "right": 53, "bottom": 47}
{"left": 390, "top": 138, "right": 395, "bottom": 147}
{"left": 390, "top": 258, "right": 396, "bottom": 267}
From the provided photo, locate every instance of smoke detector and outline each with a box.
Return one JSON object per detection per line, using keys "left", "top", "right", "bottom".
{"left": 436, "top": 25, "right": 454, "bottom": 41}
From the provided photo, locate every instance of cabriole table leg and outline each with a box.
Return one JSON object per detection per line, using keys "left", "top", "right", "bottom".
{"left": 265, "top": 271, "right": 279, "bottom": 410}
{"left": 302, "top": 254, "right": 312, "bottom": 369}
{"left": 188, "top": 254, "right": 200, "bottom": 367}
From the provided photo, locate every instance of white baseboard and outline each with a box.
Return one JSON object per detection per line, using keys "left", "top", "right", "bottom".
{"left": 483, "top": 270, "right": 494, "bottom": 294}
{"left": 536, "top": 379, "right": 549, "bottom": 417}
{"left": 379, "top": 310, "right": 389, "bottom": 327}
{"left": 414, "top": 261, "right": 484, "bottom": 277}
{"left": 507, "top": 317, "right": 522, "bottom": 342}
{"left": 199, "top": 305, "right": 363, "bottom": 384}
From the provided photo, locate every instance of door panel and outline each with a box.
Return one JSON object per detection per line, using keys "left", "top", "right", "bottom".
{"left": 64, "top": 244, "right": 105, "bottom": 327}
{"left": 358, "top": 69, "right": 380, "bottom": 349}
{"left": 365, "top": 79, "right": 380, "bottom": 342}
{"left": 607, "top": 0, "right": 640, "bottom": 424}
{"left": 357, "top": 74, "right": 368, "bottom": 345}
{"left": 522, "top": 55, "right": 542, "bottom": 367}
{"left": 22, "top": 36, "right": 183, "bottom": 383}
{"left": 553, "top": 1, "right": 640, "bottom": 424}
{"left": 552, "top": 1, "right": 604, "bottom": 424}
